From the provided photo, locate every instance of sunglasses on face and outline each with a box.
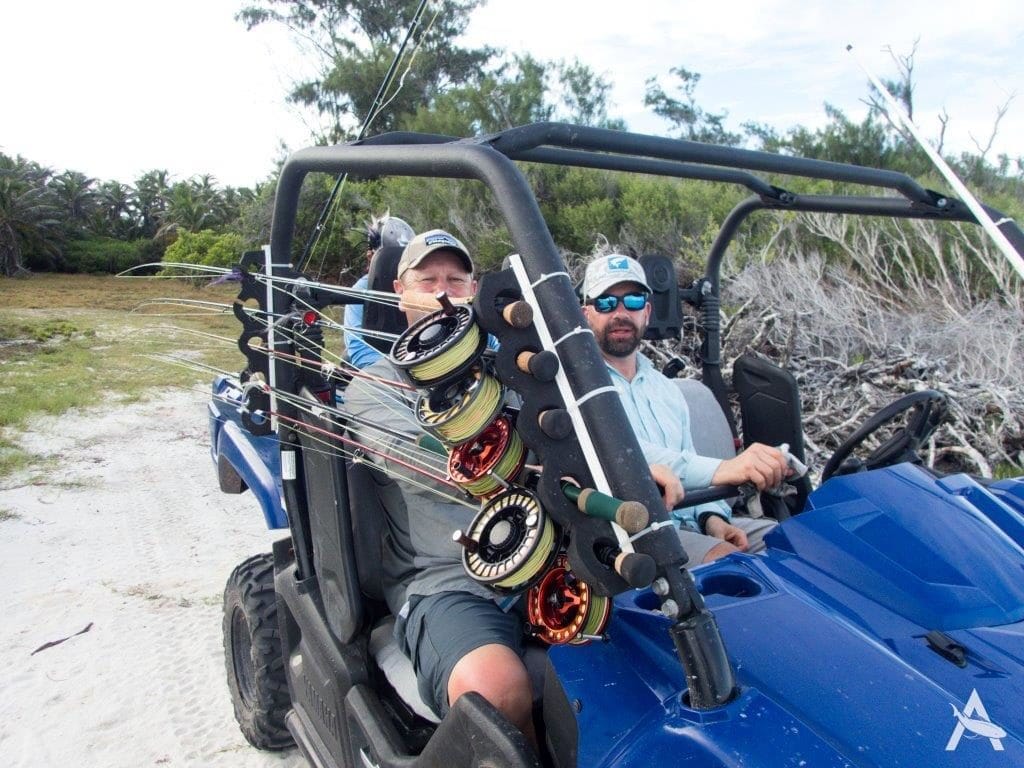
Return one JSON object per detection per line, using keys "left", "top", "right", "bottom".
{"left": 588, "top": 292, "right": 649, "bottom": 313}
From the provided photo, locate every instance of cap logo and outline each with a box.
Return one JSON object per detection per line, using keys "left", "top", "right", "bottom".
{"left": 424, "top": 233, "right": 459, "bottom": 248}
{"left": 608, "top": 255, "right": 629, "bottom": 271}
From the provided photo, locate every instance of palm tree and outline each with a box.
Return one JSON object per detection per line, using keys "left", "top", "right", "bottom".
{"left": 0, "top": 155, "right": 63, "bottom": 276}
{"left": 50, "top": 170, "right": 98, "bottom": 235}
{"left": 96, "top": 180, "right": 134, "bottom": 238}
{"left": 134, "top": 169, "right": 171, "bottom": 238}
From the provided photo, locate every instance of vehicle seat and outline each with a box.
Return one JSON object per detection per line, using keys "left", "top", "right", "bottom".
{"left": 362, "top": 244, "right": 408, "bottom": 354}
{"left": 675, "top": 378, "right": 736, "bottom": 461}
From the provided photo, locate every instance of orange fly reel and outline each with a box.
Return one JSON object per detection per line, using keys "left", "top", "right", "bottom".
{"left": 527, "top": 554, "right": 611, "bottom": 645}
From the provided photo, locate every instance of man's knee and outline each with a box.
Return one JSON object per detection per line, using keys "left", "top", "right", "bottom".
{"left": 448, "top": 643, "right": 532, "bottom": 719}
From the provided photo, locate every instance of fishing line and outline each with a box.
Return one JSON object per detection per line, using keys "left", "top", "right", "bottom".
{"left": 205, "top": 386, "right": 467, "bottom": 506}
{"left": 298, "top": 0, "right": 432, "bottom": 277}
{"left": 415, "top": 369, "right": 504, "bottom": 445}
{"left": 203, "top": 377, "right": 450, "bottom": 482}
{"left": 118, "top": 262, "right": 235, "bottom": 277}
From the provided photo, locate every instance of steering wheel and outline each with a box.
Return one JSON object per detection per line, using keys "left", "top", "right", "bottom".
{"left": 820, "top": 390, "right": 948, "bottom": 482}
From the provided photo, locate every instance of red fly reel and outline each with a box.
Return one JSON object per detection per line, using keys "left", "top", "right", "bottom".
{"left": 526, "top": 554, "right": 611, "bottom": 645}
{"left": 448, "top": 415, "right": 527, "bottom": 498}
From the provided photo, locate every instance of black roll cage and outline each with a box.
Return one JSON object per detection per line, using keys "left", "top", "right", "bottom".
{"left": 274, "top": 121, "right": 1024, "bottom": 437}
{"left": 267, "top": 121, "right": 1024, "bottom": 711}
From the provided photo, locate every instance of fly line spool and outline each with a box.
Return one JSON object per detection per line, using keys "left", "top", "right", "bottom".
{"left": 390, "top": 303, "right": 486, "bottom": 387}
{"left": 455, "top": 488, "right": 558, "bottom": 594}
{"left": 448, "top": 415, "right": 527, "bottom": 498}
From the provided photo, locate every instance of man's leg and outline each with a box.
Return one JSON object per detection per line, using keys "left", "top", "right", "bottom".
{"left": 678, "top": 528, "right": 739, "bottom": 564}
{"left": 449, "top": 644, "right": 535, "bottom": 745}
{"left": 402, "top": 592, "right": 533, "bottom": 741}
{"left": 734, "top": 516, "right": 778, "bottom": 553}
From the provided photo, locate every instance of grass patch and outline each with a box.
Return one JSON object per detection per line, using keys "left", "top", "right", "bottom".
{"left": 0, "top": 508, "right": 20, "bottom": 522}
{"left": 0, "top": 435, "right": 33, "bottom": 477}
{"left": 993, "top": 462, "right": 1023, "bottom": 480}
{"left": 0, "top": 274, "right": 255, "bottom": 477}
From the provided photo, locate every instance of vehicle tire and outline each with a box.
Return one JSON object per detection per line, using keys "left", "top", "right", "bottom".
{"left": 223, "top": 552, "right": 294, "bottom": 750}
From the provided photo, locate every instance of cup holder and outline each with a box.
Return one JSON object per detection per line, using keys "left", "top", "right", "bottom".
{"left": 699, "top": 572, "right": 763, "bottom": 599}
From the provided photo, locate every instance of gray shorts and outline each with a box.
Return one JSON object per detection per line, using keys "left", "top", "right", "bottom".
{"left": 398, "top": 591, "right": 524, "bottom": 718}
{"left": 678, "top": 516, "right": 778, "bottom": 564}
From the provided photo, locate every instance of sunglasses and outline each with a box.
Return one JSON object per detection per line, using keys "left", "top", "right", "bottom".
{"left": 588, "top": 292, "right": 649, "bottom": 313}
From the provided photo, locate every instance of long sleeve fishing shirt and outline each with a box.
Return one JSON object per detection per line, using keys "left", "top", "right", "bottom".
{"left": 606, "top": 354, "right": 734, "bottom": 528}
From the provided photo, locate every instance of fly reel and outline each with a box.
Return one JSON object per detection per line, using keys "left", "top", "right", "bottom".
{"left": 527, "top": 554, "right": 611, "bottom": 646}
{"left": 455, "top": 489, "right": 559, "bottom": 594}
{"left": 448, "top": 416, "right": 527, "bottom": 499}
{"left": 416, "top": 368, "right": 504, "bottom": 446}
{"left": 390, "top": 304, "right": 487, "bottom": 387}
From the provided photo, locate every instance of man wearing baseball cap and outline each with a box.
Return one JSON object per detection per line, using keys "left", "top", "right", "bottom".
{"left": 581, "top": 252, "right": 789, "bottom": 564}
{"left": 343, "top": 228, "right": 546, "bottom": 743}
{"left": 344, "top": 234, "right": 684, "bottom": 749}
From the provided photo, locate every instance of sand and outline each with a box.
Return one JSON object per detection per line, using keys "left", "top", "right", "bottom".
{"left": 0, "top": 389, "right": 306, "bottom": 767}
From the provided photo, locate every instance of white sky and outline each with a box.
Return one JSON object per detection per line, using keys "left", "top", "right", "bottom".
{"left": 3, "top": 0, "right": 1022, "bottom": 188}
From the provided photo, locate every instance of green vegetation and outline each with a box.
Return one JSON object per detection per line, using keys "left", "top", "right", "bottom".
{"left": 0, "top": 275, "right": 244, "bottom": 479}
{"left": 0, "top": 507, "right": 20, "bottom": 522}
{"left": 163, "top": 230, "right": 249, "bottom": 269}
{"left": 2, "top": 5, "right": 1020, "bottom": 287}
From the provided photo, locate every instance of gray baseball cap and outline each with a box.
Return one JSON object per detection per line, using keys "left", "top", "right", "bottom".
{"left": 582, "top": 254, "right": 651, "bottom": 299}
{"left": 396, "top": 229, "right": 473, "bottom": 279}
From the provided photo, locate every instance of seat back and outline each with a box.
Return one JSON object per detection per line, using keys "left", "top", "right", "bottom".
{"left": 731, "top": 353, "right": 806, "bottom": 461}
{"left": 347, "top": 461, "right": 403, "bottom": 604}
{"left": 362, "top": 244, "right": 408, "bottom": 354}
{"left": 674, "top": 378, "right": 736, "bottom": 461}
{"left": 731, "top": 353, "right": 811, "bottom": 514}
{"left": 295, "top": 401, "right": 364, "bottom": 643}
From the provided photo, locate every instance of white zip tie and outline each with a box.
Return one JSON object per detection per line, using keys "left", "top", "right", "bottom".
{"left": 532, "top": 271, "right": 571, "bottom": 289}
{"left": 553, "top": 326, "right": 594, "bottom": 347}
{"left": 629, "top": 520, "right": 675, "bottom": 543}
{"left": 575, "top": 386, "right": 618, "bottom": 407}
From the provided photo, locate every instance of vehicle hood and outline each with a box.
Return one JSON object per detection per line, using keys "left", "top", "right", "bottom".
{"left": 548, "top": 465, "right": 1024, "bottom": 766}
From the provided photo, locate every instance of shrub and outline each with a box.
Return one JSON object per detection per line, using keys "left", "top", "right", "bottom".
{"left": 162, "top": 229, "right": 249, "bottom": 269}
{"left": 62, "top": 237, "right": 149, "bottom": 274}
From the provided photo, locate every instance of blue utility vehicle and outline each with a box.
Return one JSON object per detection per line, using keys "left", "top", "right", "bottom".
{"left": 209, "top": 123, "right": 1024, "bottom": 767}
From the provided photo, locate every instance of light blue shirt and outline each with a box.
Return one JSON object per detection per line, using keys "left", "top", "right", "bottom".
{"left": 343, "top": 274, "right": 383, "bottom": 369}
{"left": 606, "top": 354, "right": 732, "bottom": 527}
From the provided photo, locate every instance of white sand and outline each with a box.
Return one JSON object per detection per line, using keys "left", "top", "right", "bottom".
{"left": 0, "top": 389, "right": 306, "bottom": 767}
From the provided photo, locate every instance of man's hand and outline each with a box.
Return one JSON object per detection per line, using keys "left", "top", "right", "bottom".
{"left": 648, "top": 463, "right": 684, "bottom": 511}
{"left": 711, "top": 442, "right": 791, "bottom": 491}
{"left": 703, "top": 514, "right": 748, "bottom": 550}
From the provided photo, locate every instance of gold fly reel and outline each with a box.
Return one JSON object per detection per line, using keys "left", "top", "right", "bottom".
{"left": 415, "top": 369, "right": 504, "bottom": 446}
{"left": 459, "top": 489, "right": 559, "bottom": 594}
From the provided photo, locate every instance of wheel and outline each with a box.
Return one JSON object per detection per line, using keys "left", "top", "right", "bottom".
{"left": 223, "top": 552, "right": 294, "bottom": 750}
{"left": 820, "top": 390, "right": 948, "bottom": 482}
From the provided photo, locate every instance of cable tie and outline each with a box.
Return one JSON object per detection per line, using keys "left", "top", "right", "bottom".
{"left": 575, "top": 386, "right": 618, "bottom": 406}
{"left": 626, "top": 520, "right": 675, "bottom": 544}
{"left": 531, "top": 271, "right": 571, "bottom": 289}
{"left": 553, "top": 326, "right": 593, "bottom": 347}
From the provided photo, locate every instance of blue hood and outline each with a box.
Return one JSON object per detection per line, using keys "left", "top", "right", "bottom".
{"left": 548, "top": 465, "right": 1024, "bottom": 766}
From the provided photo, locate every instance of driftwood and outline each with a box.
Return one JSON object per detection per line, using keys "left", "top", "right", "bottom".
{"left": 652, "top": 263, "right": 1023, "bottom": 482}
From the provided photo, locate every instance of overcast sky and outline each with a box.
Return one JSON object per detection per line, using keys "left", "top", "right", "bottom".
{"left": 3, "top": 0, "right": 1022, "bottom": 188}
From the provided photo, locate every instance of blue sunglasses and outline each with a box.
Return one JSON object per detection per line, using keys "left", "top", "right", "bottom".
{"left": 588, "top": 291, "right": 649, "bottom": 313}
